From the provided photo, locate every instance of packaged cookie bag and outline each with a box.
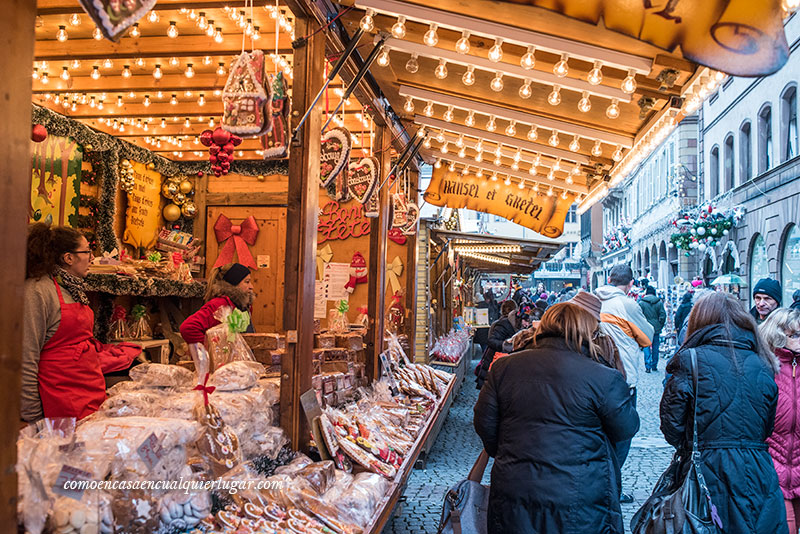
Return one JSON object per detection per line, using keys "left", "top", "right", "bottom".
{"left": 205, "top": 306, "right": 255, "bottom": 371}
{"left": 192, "top": 344, "right": 242, "bottom": 477}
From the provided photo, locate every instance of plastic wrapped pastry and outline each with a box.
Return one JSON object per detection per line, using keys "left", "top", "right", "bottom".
{"left": 208, "top": 361, "right": 264, "bottom": 391}
{"left": 129, "top": 363, "right": 194, "bottom": 388}
{"left": 205, "top": 306, "right": 256, "bottom": 371}
{"left": 157, "top": 487, "right": 211, "bottom": 532}
{"left": 49, "top": 494, "right": 113, "bottom": 534}
{"left": 98, "top": 390, "right": 164, "bottom": 418}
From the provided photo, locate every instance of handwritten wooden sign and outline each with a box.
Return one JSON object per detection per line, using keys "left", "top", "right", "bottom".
{"left": 424, "top": 167, "right": 575, "bottom": 238}
{"left": 123, "top": 161, "right": 163, "bottom": 249}
{"left": 318, "top": 201, "right": 371, "bottom": 243}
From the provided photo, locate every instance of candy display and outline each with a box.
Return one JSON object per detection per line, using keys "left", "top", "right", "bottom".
{"left": 430, "top": 329, "right": 471, "bottom": 363}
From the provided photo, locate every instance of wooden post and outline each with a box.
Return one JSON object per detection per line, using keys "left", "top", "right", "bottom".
{"left": 279, "top": 14, "right": 324, "bottom": 450}
{"left": 404, "top": 171, "right": 419, "bottom": 360}
{"left": 365, "top": 126, "right": 391, "bottom": 380}
{"left": 1, "top": 0, "right": 36, "bottom": 524}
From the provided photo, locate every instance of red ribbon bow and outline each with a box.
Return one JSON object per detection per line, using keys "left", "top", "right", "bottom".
{"left": 213, "top": 214, "right": 259, "bottom": 270}
{"left": 194, "top": 373, "right": 216, "bottom": 405}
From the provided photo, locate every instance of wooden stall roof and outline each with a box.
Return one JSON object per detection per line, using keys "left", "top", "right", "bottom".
{"left": 31, "top": 0, "right": 387, "bottom": 161}
{"left": 431, "top": 228, "right": 564, "bottom": 274}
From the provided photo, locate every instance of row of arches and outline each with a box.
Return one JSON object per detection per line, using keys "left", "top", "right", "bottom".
{"left": 632, "top": 240, "right": 677, "bottom": 287}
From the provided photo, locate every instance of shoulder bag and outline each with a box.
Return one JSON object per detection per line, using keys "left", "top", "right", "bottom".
{"left": 630, "top": 348, "right": 723, "bottom": 534}
{"left": 437, "top": 449, "right": 490, "bottom": 534}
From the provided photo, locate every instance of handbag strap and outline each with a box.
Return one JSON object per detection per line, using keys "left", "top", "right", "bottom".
{"left": 688, "top": 349, "right": 715, "bottom": 504}
{"left": 468, "top": 449, "right": 490, "bottom": 482}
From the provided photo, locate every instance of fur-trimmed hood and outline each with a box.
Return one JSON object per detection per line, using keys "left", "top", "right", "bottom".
{"left": 207, "top": 279, "right": 254, "bottom": 310}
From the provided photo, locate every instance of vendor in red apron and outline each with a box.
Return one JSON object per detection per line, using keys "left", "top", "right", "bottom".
{"left": 21, "top": 224, "right": 141, "bottom": 423}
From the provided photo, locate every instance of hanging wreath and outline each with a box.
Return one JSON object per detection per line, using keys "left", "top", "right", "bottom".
{"left": 669, "top": 203, "right": 745, "bottom": 257}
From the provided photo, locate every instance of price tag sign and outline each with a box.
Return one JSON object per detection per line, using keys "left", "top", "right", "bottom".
{"left": 52, "top": 465, "right": 93, "bottom": 501}
{"left": 137, "top": 432, "right": 163, "bottom": 471}
{"left": 378, "top": 351, "right": 400, "bottom": 396}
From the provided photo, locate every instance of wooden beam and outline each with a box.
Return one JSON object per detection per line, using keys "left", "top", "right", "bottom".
{"left": 366, "top": 125, "right": 391, "bottom": 380}
{"left": 279, "top": 15, "right": 324, "bottom": 451}
{"left": 37, "top": 0, "right": 290, "bottom": 16}
{"left": 404, "top": 170, "right": 419, "bottom": 361}
{"left": 206, "top": 191, "right": 289, "bottom": 206}
{"left": 1, "top": 0, "right": 36, "bottom": 525}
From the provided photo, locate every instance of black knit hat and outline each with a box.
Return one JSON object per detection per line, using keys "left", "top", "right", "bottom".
{"left": 222, "top": 263, "right": 251, "bottom": 286}
{"left": 753, "top": 278, "right": 782, "bottom": 305}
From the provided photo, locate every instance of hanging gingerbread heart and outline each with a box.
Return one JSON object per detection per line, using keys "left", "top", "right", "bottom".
{"left": 78, "top": 0, "right": 156, "bottom": 42}
{"left": 320, "top": 127, "right": 351, "bottom": 188}
{"left": 391, "top": 192, "right": 409, "bottom": 229}
{"left": 347, "top": 157, "right": 379, "bottom": 204}
{"left": 402, "top": 202, "right": 420, "bottom": 235}
{"left": 365, "top": 189, "right": 379, "bottom": 218}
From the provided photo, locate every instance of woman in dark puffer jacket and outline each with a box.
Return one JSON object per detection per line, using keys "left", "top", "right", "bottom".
{"left": 475, "top": 300, "right": 518, "bottom": 389}
{"left": 661, "top": 292, "right": 786, "bottom": 533}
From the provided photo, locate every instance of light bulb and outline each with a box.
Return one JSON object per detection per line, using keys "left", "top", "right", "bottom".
{"left": 134, "top": 57, "right": 145, "bottom": 67}
{"left": 97, "top": 98, "right": 104, "bottom": 110}
{"left": 578, "top": 91, "right": 591, "bottom": 113}
{"left": 403, "top": 96, "right": 414, "bottom": 113}
{"left": 169, "top": 56, "right": 179, "bottom": 67}
{"left": 434, "top": 59, "right": 448, "bottom": 79}
{"left": 591, "top": 140, "right": 602, "bottom": 157}
{"left": 155, "top": 90, "right": 163, "bottom": 98}
{"left": 90, "top": 66, "right": 101, "bottom": 80}
{"left": 569, "top": 136, "right": 580, "bottom": 152}
{"left": 436, "top": 130, "right": 446, "bottom": 143}
{"left": 475, "top": 140, "right": 484, "bottom": 152}
{"left": 143, "top": 95, "right": 150, "bottom": 107}
{"left": 443, "top": 106, "right": 455, "bottom": 122}
{"left": 391, "top": 17, "right": 406, "bottom": 39}
{"left": 184, "top": 118, "right": 191, "bottom": 128}
{"left": 462, "top": 65, "right": 475, "bottom": 86}
{"left": 40, "top": 60, "right": 49, "bottom": 70}
{"left": 32, "top": 68, "right": 39, "bottom": 80}
{"left": 102, "top": 58, "right": 114, "bottom": 69}
{"left": 504, "top": 176, "right": 511, "bottom": 186}
{"left": 441, "top": 143, "right": 449, "bottom": 154}
{"left": 490, "top": 73, "right": 504, "bottom": 92}
{"left": 465, "top": 110, "right": 475, "bottom": 127}
{"left": 613, "top": 147, "right": 624, "bottom": 161}
{"left": 424, "top": 137, "right": 432, "bottom": 148}
{"left": 167, "top": 21, "right": 178, "bottom": 38}
{"left": 494, "top": 145, "right": 502, "bottom": 157}
{"left": 518, "top": 180, "right": 524, "bottom": 189}
{"left": 129, "top": 23, "right": 140, "bottom": 38}
{"left": 214, "top": 28, "right": 223, "bottom": 43}
{"left": 491, "top": 173, "right": 498, "bottom": 182}
{"left": 606, "top": 99, "right": 620, "bottom": 119}
{"left": 377, "top": 49, "right": 390, "bottom": 67}
{"left": 405, "top": 54, "right": 419, "bottom": 73}
{"left": 458, "top": 147, "right": 467, "bottom": 158}
{"left": 208, "top": 118, "right": 215, "bottom": 127}
{"left": 456, "top": 31, "right": 470, "bottom": 54}
{"left": 153, "top": 64, "right": 162, "bottom": 79}
{"left": 571, "top": 164, "right": 581, "bottom": 176}
{"left": 122, "top": 65, "right": 131, "bottom": 78}
{"left": 147, "top": 10, "right": 159, "bottom": 23}
{"left": 553, "top": 159, "right": 561, "bottom": 172}
{"left": 56, "top": 25, "right": 68, "bottom": 42}
{"left": 93, "top": 27, "right": 103, "bottom": 40}
{"left": 476, "top": 169, "right": 483, "bottom": 178}
{"left": 488, "top": 38, "right": 503, "bottom": 62}
{"left": 423, "top": 23, "right": 439, "bottom": 46}
{"left": 184, "top": 63, "right": 195, "bottom": 78}
{"left": 521, "top": 46, "right": 536, "bottom": 70}
{"left": 417, "top": 127, "right": 426, "bottom": 138}
{"left": 486, "top": 116, "right": 496, "bottom": 132}
{"left": 216, "top": 62, "right": 227, "bottom": 76}
{"left": 456, "top": 135, "right": 465, "bottom": 148}
{"left": 423, "top": 101, "right": 434, "bottom": 117}
{"left": 170, "top": 94, "right": 178, "bottom": 105}
{"left": 69, "top": 13, "right": 81, "bottom": 26}
{"left": 206, "top": 21, "right": 216, "bottom": 37}
{"left": 359, "top": 9, "right": 374, "bottom": 32}
{"left": 587, "top": 61, "right": 603, "bottom": 85}
{"left": 475, "top": 152, "right": 483, "bottom": 162}
{"left": 548, "top": 187, "right": 554, "bottom": 197}
{"left": 519, "top": 80, "right": 532, "bottom": 99}
{"left": 621, "top": 69, "right": 637, "bottom": 94}
{"left": 527, "top": 126, "right": 538, "bottom": 141}
{"left": 553, "top": 54, "right": 569, "bottom": 77}
{"left": 71, "top": 59, "right": 81, "bottom": 69}
{"left": 198, "top": 94, "right": 206, "bottom": 106}
{"left": 252, "top": 26, "right": 261, "bottom": 40}
{"left": 513, "top": 149, "right": 522, "bottom": 162}
{"left": 505, "top": 121, "right": 516, "bottom": 136}
{"left": 161, "top": 118, "right": 167, "bottom": 128}
{"left": 548, "top": 85, "right": 561, "bottom": 106}
{"left": 202, "top": 56, "right": 212, "bottom": 66}
{"left": 434, "top": 159, "right": 442, "bottom": 169}
{"left": 549, "top": 131, "right": 560, "bottom": 147}
{"left": 448, "top": 161, "right": 456, "bottom": 171}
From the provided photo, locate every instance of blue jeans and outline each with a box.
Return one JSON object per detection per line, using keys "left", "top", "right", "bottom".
{"left": 644, "top": 333, "right": 661, "bottom": 370}
{"left": 613, "top": 387, "right": 637, "bottom": 492}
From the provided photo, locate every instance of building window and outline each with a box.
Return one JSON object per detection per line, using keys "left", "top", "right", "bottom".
{"left": 759, "top": 105, "right": 773, "bottom": 173}
{"left": 709, "top": 145, "right": 720, "bottom": 198}
{"left": 781, "top": 86, "right": 798, "bottom": 162}
{"left": 783, "top": 225, "right": 800, "bottom": 305}
{"left": 739, "top": 121, "right": 752, "bottom": 182}
{"left": 723, "top": 134, "right": 734, "bottom": 191}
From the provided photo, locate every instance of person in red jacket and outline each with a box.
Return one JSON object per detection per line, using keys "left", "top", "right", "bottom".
{"left": 762, "top": 308, "right": 800, "bottom": 533}
{"left": 181, "top": 263, "right": 255, "bottom": 346}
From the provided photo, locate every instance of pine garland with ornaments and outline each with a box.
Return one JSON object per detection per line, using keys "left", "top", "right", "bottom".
{"left": 669, "top": 203, "right": 745, "bottom": 256}
{"left": 603, "top": 221, "right": 631, "bottom": 253}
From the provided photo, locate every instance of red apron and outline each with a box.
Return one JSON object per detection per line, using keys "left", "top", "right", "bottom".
{"left": 38, "top": 278, "right": 141, "bottom": 420}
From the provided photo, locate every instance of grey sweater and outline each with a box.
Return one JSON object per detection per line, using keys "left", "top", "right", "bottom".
{"left": 22, "top": 276, "right": 74, "bottom": 422}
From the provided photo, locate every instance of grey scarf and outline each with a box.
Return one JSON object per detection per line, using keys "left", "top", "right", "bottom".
{"left": 54, "top": 266, "right": 89, "bottom": 306}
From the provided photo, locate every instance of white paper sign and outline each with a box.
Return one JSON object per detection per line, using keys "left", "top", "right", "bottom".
{"left": 314, "top": 280, "right": 327, "bottom": 319}
{"left": 475, "top": 309, "right": 490, "bottom": 326}
{"left": 323, "top": 262, "right": 351, "bottom": 302}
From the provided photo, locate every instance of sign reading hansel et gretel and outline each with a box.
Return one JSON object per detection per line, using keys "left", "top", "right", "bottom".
{"left": 424, "top": 167, "right": 575, "bottom": 238}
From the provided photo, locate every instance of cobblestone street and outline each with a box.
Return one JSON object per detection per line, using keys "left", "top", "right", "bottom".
{"left": 384, "top": 358, "right": 674, "bottom": 534}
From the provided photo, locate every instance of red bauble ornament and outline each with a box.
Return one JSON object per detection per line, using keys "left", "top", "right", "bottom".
{"left": 209, "top": 145, "right": 220, "bottom": 155}
{"left": 32, "top": 124, "right": 48, "bottom": 143}
{"left": 200, "top": 130, "right": 214, "bottom": 147}
{"left": 211, "top": 127, "right": 231, "bottom": 146}
{"left": 209, "top": 154, "right": 218, "bottom": 164}
{"left": 230, "top": 135, "right": 243, "bottom": 147}
{"left": 223, "top": 143, "right": 234, "bottom": 155}
{"left": 196, "top": 171, "right": 204, "bottom": 178}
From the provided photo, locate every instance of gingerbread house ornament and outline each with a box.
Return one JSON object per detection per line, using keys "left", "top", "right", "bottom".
{"left": 222, "top": 50, "right": 272, "bottom": 137}
{"left": 261, "top": 72, "right": 290, "bottom": 159}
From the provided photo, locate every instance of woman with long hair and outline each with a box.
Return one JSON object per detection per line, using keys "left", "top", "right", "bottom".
{"left": 180, "top": 263, "right": 256, "bottom": 346}
{"left": 761, "top": 308, "right": 800, "bottom": 533}
{"left": 661, "top": 291, "right": 785, "bottom": 533}
{"left": 474, "top": 302, "right": 638, "bottom": 533}
{"left": 22, "top": 223, "right": 141, "bottom": 422}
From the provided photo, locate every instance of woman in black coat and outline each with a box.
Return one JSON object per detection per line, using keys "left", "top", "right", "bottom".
{"left": 661, "top": 292, "right": 786, "bottom": 533}
{"left": 474, "top": 302, "right": 639, "bottom": 534}
{"left": 674, "top": 291, "right": 693, "bottom": 333}
{"left": 475, "top": 300, "right": 518, "bottom": 389}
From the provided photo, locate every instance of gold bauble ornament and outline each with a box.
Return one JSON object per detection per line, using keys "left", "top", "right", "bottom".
{"left": 146, "top": 162, "right": 156, "bottom": 170}
{"left": 84, "top": 144, "right": 93, "bottom": 151}
{"left": 161, "top": 181, "right": 179, "bottom": 199}
{"left": 257, "top": 175, "right": 265, "bottom": 182}
{"left": 181, "top": 201, "right": 197, "bottom": 219}
{"left": 173, "top": 192, "right": 187, "bottom": 205}
{"left": 163, "top": 203, "right": 181, "bottom": 222}
{"left": 179, "top": 180, "right": 193, "bottom": 194}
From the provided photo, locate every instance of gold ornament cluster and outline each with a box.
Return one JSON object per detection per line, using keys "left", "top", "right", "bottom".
{"left": 119, "top": 159, "right": 135, "bottom": 193}
{"left": 161, "top": 175, "right": 197, "bottom": 221}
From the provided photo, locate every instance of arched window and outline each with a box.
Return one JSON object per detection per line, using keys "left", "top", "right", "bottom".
{"left": 781, "top": 86, "right": 798, "bottom": 162}
{"left": 782, "top": 225, "right": 800, "bottom": 305}
{"left": 709, "top": 145, "right": 720, "bottom": 198}
{"left": 750, "top": 234, "right": 770, "bottom": 308}
{"left": 739, "top": 121, "right": 752, "bottom": 182}
{"left": 759, "top": 105, "right": 773, "bottom": 173}
{"left": 723, "top": 134, "right": 734, "bottom": 191}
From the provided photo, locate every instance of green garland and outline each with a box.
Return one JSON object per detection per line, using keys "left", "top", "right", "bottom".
{"left": 85, "top": 273, "right": 206, "bottom": 298}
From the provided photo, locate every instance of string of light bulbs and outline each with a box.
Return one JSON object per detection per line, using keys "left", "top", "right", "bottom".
{"left": 457, "top": 250, "right": 512, "bottom": 266}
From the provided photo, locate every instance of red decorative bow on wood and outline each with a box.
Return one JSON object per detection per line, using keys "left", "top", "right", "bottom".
{"left": 213, "top": 214, "right": 259, "bottom": 269}
{"left": 194, "top": 373, "right": 216, "bottom": 405}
